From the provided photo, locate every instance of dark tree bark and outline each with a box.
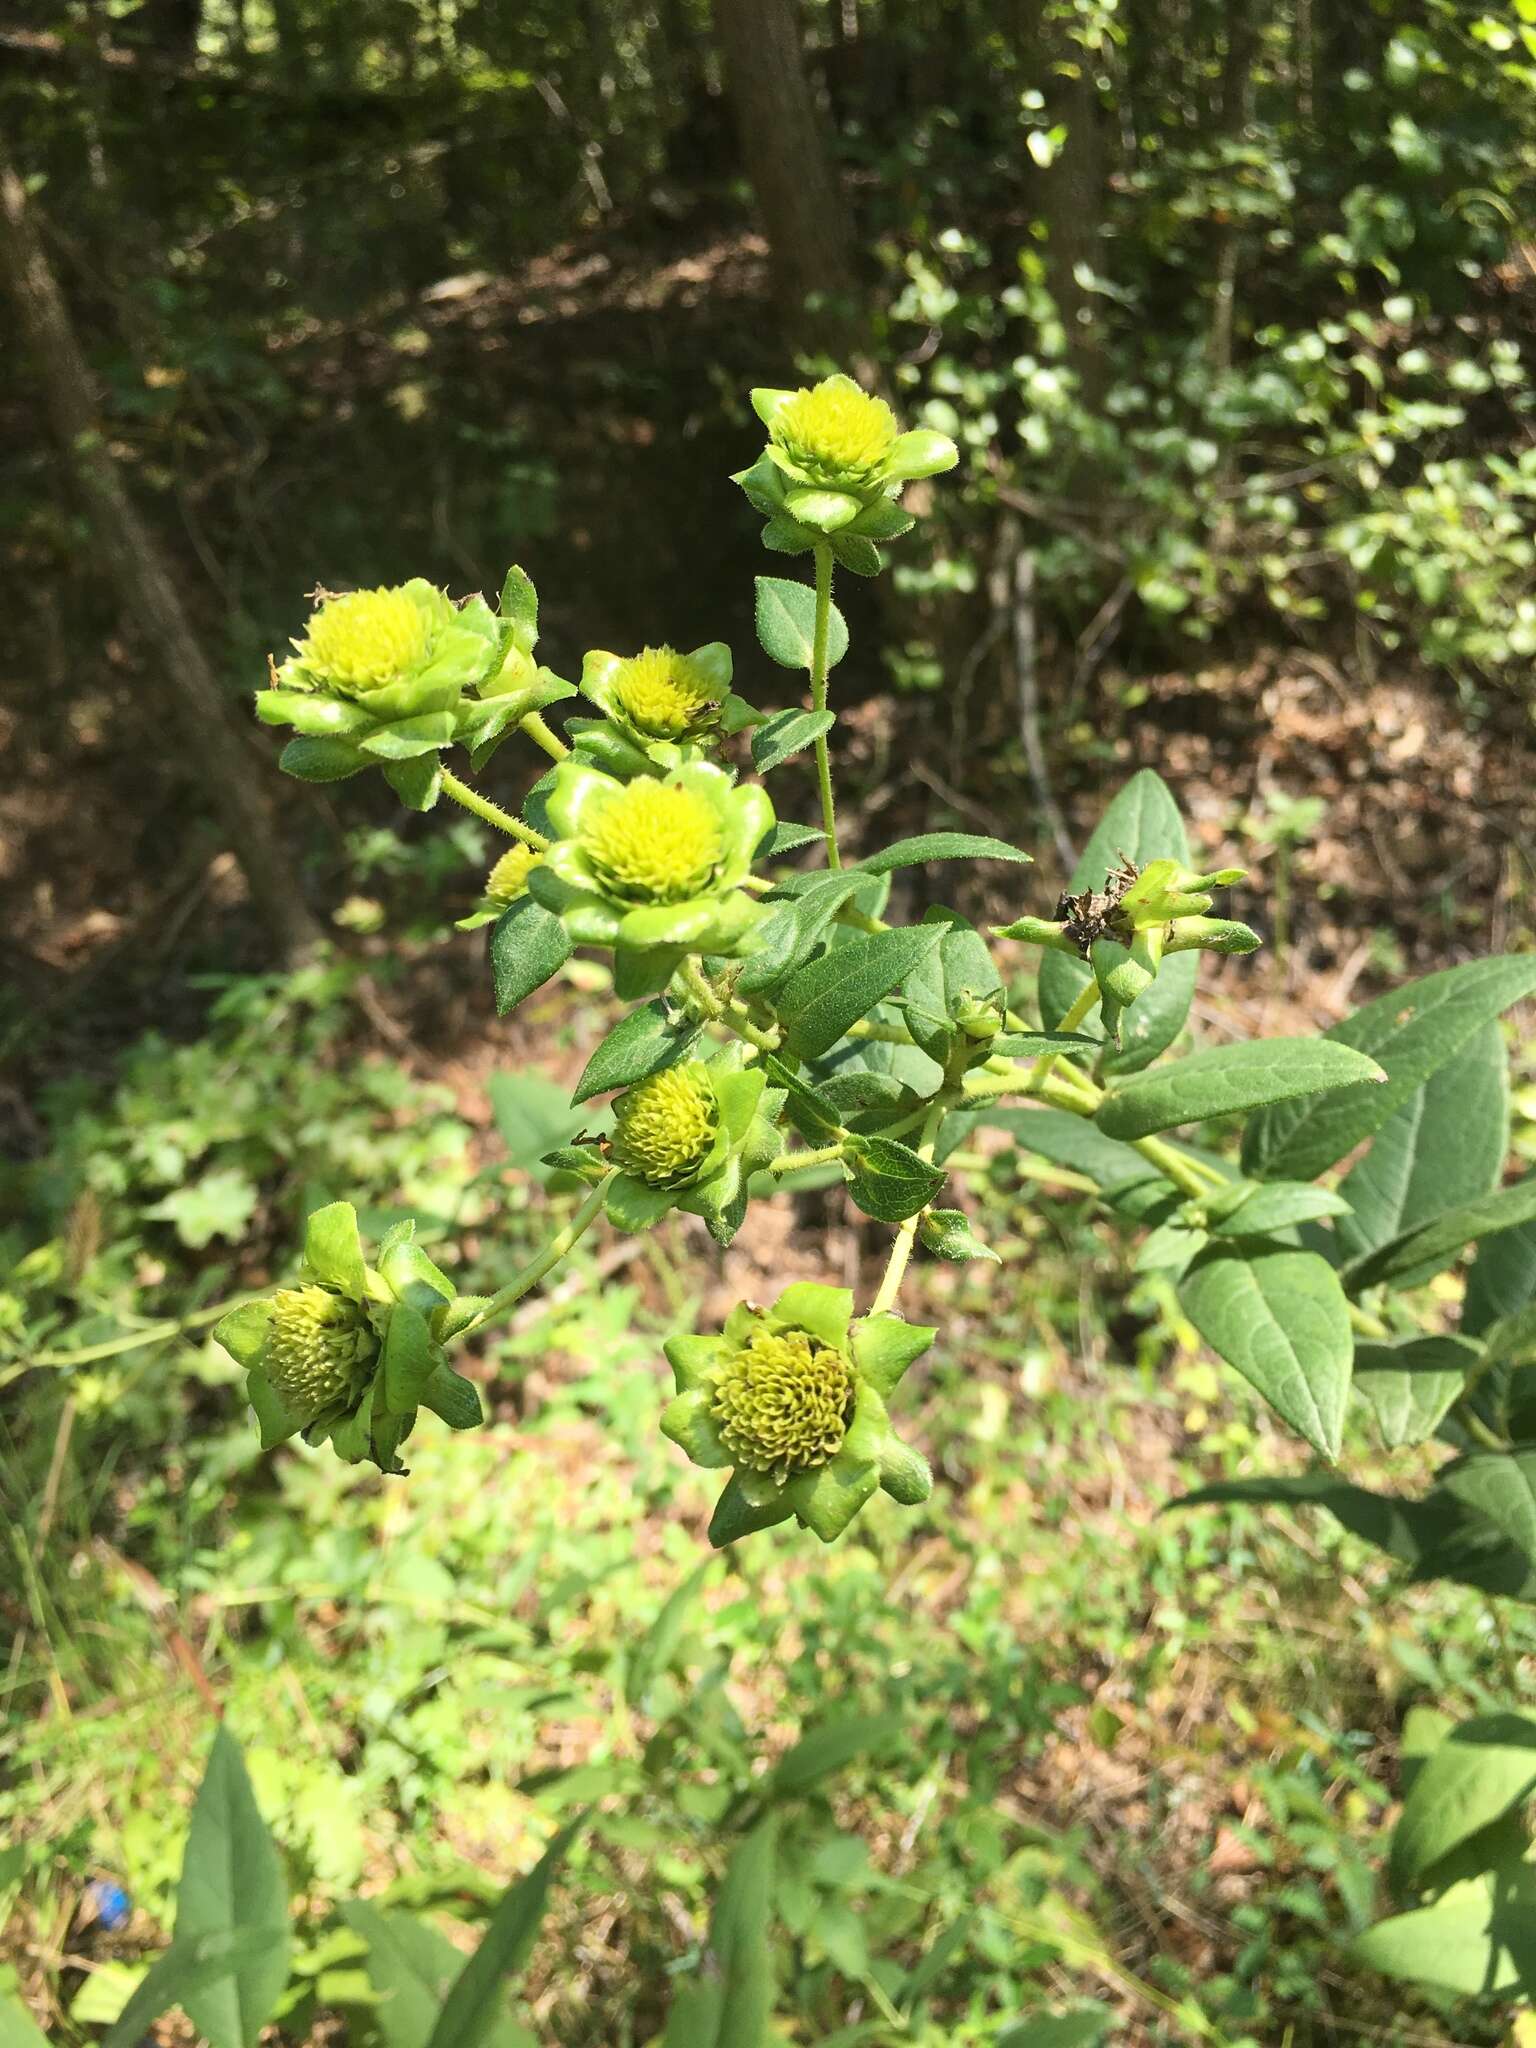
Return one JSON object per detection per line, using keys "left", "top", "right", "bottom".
{"left": 0, "top": 158, "right": 321, "bottom": 965}
{"left": 712, "top": 0, "right": 862, "bottom": 351}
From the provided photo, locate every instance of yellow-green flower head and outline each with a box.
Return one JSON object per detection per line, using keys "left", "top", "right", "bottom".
{"left": 610, "top": 1064, "right": 719, "bottom": 1188}
{"left": 300, "top": 587, "right": 431, "bottom": 693}
{"left": 583, "top": 778, "right": 725, "bottom": 904}
{"left": 486, "top": 843, "right": 541, "bottom": 905}
{"left": 710, "top": 1318, "right": 856, "bottom": 1484}
{"left": 610, "top": 646, "right": 721, "bottom": 739}
{"left": 264, "top": 1284, "right": 377, "bottom": 1420}
{"left": 661, "top": 1284, "right": 936, "bottom": 1545}
{"left": 770, "top": 378, "right": 899, "bottom": 490}
{"left": 533, "top": 759, "right": 773, "bottom": 980}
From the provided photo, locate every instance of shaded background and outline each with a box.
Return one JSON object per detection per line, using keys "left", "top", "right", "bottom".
{"left": 5, "top": 3, "right": 1536, "bottom": 2044}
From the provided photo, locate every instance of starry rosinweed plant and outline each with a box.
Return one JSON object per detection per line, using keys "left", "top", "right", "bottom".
{"left": 227, "top": 370, "right": 1536, "bottom": 1627}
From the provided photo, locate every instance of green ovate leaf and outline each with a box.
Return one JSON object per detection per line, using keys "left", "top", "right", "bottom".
{"left": 844, "top": 1134, "right": 947, "bottom": 1222}
{"left": 1346, "top": 1173, "right": 1536, "bottom": 1292}
{"left": 751, "top": 708, "right": 834, "bottom": 774}
{"left": 1349, "top": 1872, "right": 1536, "bottom": 1997}
{"left": 761, "top": 1054, "right": 843, "bottom": 1144}
{"left": 342, "top": 1903, "right": 532, "bottom": 2048}
{"left": 1352, "top": 1336, "right": 1477, "bottom": 1448}
{"left": 1465, "top": 1219, "right": 1536, "bottom": 1339}
{"left": 758, "top": 820, "right": 824, "bottom": 858}
{"left": 172, "top": 1728, "right": 290, "bottom": 2048}
{"left": 572, "top": 1001, "right": 701, "bottom": 1104}
{"left": 768, "top": 1713, "right": 906, "bottom": 1797}
{"left": 489, "top": 898, "right": 571, "bottom": 1018}
{"left": 1038, "top": 768, "right": 1195, "bottom": 1076}
{"left": 1178, "top": 1246, "right": 1352, "bottom": 1458}
{"left": 857, "top": 833, "right": 1033, "bottom": 876}
{"left": 754, "top": 576, "right": 848, "bottom": 671}
{"left": 1176, "top": 1453, "right": 1536, "bottom": 1602}
{"left": 1243, "top": 956, "right": 1536, "bottom": 1182}
{"left": 424, "top": 1820, "right": 581, "bottom": 2048}
{"left": 1335, "top": 1020, "right": 1509, "bottom": 1278}
{"left": 777, "top": 927, "right": 944, "bottom": 1063}
{"left": 1096, "top": 1038, "right": 1385, "bottom": 1142}
{"left": 918, "top": 1208, "right": 999, "bottom": 1263}
{"left": 1203, "top": 1180, "right": 1351, "bottom": 1237}
{"left": 1390, "top": 1713, "right": 1536, "bottom": 1893}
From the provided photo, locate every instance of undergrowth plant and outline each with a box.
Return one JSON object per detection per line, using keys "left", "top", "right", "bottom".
{"left": 201, "top": 368, "right": 1536, "bottom": 2026}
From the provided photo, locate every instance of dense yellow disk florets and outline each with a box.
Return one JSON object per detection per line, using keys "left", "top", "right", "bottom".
{"left": 583, "top": 781, "right": 723, "bottom": 902}
{"left": 610, "top": 1064, "right": 718, "bottom": 1186}
{"left": 486, "top": 843, "right": 541, "bottom": 905}
{"left": 611, "top": 647, "right": 719, "bottom": 738}
{"left": 773, "top": 379, "right": 898, "bottom": 486}
{"left": 710, "top": 1322, "right": 855, "bottom": 1482}
{"left": 302, "top": 588, "right": 429, "bottom": 691}
{"left": 265, "top": 1285, "right": 376, "bottom": 1418}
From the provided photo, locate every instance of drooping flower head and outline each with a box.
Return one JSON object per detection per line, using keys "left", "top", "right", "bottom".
{"left": 662, "top": 1283, "right": 935, "bottom": 1544}
{"left": 214, "top": 1203, "right": 482, "bottom": 1475}
{"left": 530, "top": 759, "right": 773, "bottom": 998}
{"left": 610, "top": 1064, "right": 719, "bottom": 1188}
{"left": 263, "top": 1284, "right": 377, "bottom": 1421}
{"left": 600, "top": 1050, "right": 783, "bottom": 1244}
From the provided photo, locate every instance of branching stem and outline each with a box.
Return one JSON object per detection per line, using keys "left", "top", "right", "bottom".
{"left": 870, "top": 1098, "right": 945, "bottom": 1315}
{"left": 520, "top": 712, "right": 570, "bottom": 762}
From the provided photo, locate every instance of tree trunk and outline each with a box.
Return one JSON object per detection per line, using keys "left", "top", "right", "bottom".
{"left": 0, "top": 159, "right": 321, "bottom": 966}
{"left": 1017, "top": 1, "right": 1110, "bottom": 407}
{"left": 1208, "top": 0, "right": 1259, "bottom": 378}
{"left": 712, "top": 0, "right": 862, "bottom": 352}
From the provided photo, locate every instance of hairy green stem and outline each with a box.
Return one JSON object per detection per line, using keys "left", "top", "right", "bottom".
{"left": 440, "top": 768, "right": 549, "bottom": 850}
{"left": 765, "top": 1142, "right": 845, "bottom": 1175}
{"left": 1028, "top": 979, "right": 1100, "bottom": 1092}
{"left": 454, "top": 1172, "right": 615, "bottom": 1340}
{"left": 870, "top": 1098, "right": 946, "bottom": 1315}
{"left": 519, "top": 711, "right": 570, "bottom": 762}
{"left": 809, "top": 543, "right": 841, "bottom": 869}
{"left": 25, "top": 1296, "right": 262, "bottom": 1371}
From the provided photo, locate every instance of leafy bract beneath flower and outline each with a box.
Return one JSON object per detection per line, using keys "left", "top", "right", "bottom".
{"left": 661, "top": 1283, "right": 935, "bottom": 1545}
{"left": 530, "top": 759, "right": 773, "bottom": 997}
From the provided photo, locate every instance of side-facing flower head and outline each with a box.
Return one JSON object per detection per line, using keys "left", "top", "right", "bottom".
{"left": 455, "top": 841, "right": 544, "bottom": 932}
{"left": 733, "top": 371, "right": 959, "bottom": 556}
{"left": 603, "top": 1049, "right": 783, "bottom": 1244}
{"left": 258, "top": 567, "right": 573, "bottom": 812}
{"left": 214, "top": 1202, "right": 483, "bottom": 1475}
{"left": 529, "top": 759, "right": 773, "bottom": 999}
{"left": 573, "top": 644, "right": 759, "bottom": 779}
{"left": 662, "top": 1283, "right": 934, "bottom": 1545}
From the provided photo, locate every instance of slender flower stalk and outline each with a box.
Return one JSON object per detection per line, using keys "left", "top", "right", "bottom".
{"left": 440, "top": 768, "right": 550, "bottom": 849}
{"left": 454, "top": 1174, "right": 616, "bottom": 1339}
{"left": 809, "top": 544, "right": 841, "bottom": 869}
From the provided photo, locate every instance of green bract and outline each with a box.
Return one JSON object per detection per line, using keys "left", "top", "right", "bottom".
{"left": 529, "top": 759, "right": 773, "bottom": 997}
{"left": 604, "top": 1051, "right": 784, "bottom": 1245}
{"left": 733, "top": 372, "right": 958, "bottom": 556}
{"left": 571, "top": 643, "right": 758, "bottom": 777}
{"left": 661, "top": 1283, "right": 934, "bottom": 1545}
{"left": 213, "top": 1202, "right": 481, "bottom": 1475}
